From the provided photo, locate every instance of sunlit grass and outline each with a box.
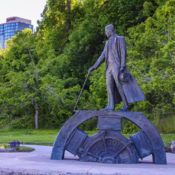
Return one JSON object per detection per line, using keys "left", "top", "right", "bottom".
{"left": 0, "top": 129, "right": 59, "bottom": 145}
{"left": 0, "top": 129, "right": 174, "bottom": 147}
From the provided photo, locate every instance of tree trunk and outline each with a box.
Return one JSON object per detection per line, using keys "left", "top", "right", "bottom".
{"left": 67, "top": 0, "right": 71, "bottom": 13}
{"left": 66, "top": 0, "right": 71, "bottom": 33}
{"left": 25, "top": 45, "right": 40, "bottom": 130}
{"left": 35, "top": 103, "right": 39, "bottom": 129}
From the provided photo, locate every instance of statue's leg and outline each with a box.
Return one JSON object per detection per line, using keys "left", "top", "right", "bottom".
{"left": 102, "top": 70, "right": 115, "bottom": 110}
{"left": 112, "top": 67, "right": 128, "bottom": 111}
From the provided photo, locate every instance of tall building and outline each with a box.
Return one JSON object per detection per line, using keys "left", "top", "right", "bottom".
{"left": 0, "top": 17, "right": 33, "bottom": 49}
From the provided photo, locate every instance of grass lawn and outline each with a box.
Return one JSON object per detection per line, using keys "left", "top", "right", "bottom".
{"left": 0, "top": 129, "right": 59, "bottom": 146}
{"left": 161, "top": 134, "right": 175, "bottom": 147}
{"left": 0, "top": 129, "right": 174, "bottom": 147}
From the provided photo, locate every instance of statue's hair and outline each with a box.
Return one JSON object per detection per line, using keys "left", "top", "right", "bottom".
{"left": 105, "top": 24, "right": 114, "bottom": 31}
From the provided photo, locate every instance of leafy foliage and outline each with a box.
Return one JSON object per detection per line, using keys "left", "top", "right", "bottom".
{"left": 0, "top": 0, "right": 174, "bottom": 133}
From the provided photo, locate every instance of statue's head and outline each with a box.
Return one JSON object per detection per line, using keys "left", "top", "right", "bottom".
{"left": 105, "top": 24, "right": 114, "bottom": 38}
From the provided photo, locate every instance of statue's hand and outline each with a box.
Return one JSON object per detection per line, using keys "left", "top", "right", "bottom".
{"left": 88, "top": 66, "right": 95, "bottom": 74}
{"left": 120, "top": 66, "right": 125, "bottom": 72}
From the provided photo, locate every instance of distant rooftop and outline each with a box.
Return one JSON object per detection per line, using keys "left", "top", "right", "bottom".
{"left": 6, "top": 17, "right": 31, "bottom": 25}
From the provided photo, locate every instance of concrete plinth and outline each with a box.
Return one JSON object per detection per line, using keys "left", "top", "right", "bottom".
{"left": 0, "top": 145, "right": 174, "bottom": 175}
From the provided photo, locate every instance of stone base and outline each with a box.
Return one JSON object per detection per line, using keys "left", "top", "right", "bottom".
{"left": 51, "top": 110, "right": 166, "bottom": 164}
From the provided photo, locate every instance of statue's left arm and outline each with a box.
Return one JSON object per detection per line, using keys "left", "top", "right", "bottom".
{"left": 119, "top": 37, "right": 127, "bottom": 71}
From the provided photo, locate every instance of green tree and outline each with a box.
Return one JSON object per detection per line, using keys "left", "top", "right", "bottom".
{"left": 126, "top": 0, "right": 175, "bottom": 116}
{"left": 1, "top": 0, "right": 173, "bottom": 132}
{"left": 0, "top": 29, "right": 41, "bottom": 129}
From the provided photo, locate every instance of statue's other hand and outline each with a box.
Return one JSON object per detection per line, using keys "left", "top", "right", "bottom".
{"left": 88, "top": 66, "right": 95, "bottom": 74}
{"left": 120, "top": 66, "right": 125, "bottom": 72}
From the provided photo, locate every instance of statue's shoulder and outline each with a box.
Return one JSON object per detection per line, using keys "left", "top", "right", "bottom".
{"left": 115, "top": 35, "right": 126, "bottom": 45}
{"left": 116, "top": 34, "right": 125, "bottom": 40}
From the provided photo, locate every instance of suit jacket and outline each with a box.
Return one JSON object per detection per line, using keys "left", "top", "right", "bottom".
{"left": 93, "top": 34, "right": 145, "bottom": 104}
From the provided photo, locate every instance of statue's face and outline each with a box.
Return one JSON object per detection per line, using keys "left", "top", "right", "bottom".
{"left": 105, "top": 29, "right": 113, "bottom": 38}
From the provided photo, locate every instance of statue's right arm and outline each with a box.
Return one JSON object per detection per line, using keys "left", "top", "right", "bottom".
{"left": 93, "top": 49, "right": 105, "bottom": 69}
{"left": 88, "top": 42, "right": 107, "bottom": 74}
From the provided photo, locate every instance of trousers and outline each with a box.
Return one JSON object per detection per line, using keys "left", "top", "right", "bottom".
{"left": 106, "top": 64, "right": 128, "bottom": 109}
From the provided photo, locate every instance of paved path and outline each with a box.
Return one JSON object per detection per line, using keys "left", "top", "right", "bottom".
{"left": 0, "top": 145, "right": 175, "bottom": 175}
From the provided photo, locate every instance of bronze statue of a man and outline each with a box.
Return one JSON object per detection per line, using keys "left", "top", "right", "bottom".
{"left": 88, "top": 24, "right": 145, "bottom": 111}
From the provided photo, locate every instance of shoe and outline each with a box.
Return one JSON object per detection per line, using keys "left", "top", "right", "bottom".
{"left": 118, "top": 105, "right": 129, "bottom": 112}
{"left": 100, "top": 106, "right": 114, "bottom": 111}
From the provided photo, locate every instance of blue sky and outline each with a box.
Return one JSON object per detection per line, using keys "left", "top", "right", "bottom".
{"left": 0, "top": 0, "right": 47, "bottom": 29}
